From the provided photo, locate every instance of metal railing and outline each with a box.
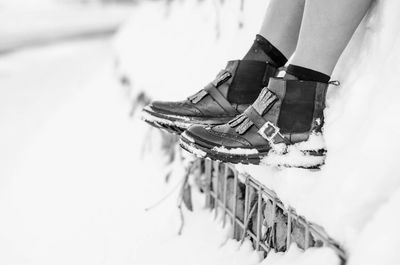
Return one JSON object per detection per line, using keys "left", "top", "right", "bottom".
{"left": 192, "top": 158, "right": 347, "bottom": 264}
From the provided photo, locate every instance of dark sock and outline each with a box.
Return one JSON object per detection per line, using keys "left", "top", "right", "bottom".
{"left": 285, "top": 64, "right": 330, "bottom": 83}
{"left": 243, "top": 34, "right": 288, "bottom": 67}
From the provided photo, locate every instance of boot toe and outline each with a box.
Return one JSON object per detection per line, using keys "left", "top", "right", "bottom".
{"left": 184, "top": 124, "right": 252, "bottom": 149}
{"left": 150, "top": 100, "right": 201, "bottom": 116}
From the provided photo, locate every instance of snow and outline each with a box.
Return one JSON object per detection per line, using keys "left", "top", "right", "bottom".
{"left": 0, "top": 0, "right": 132, "bottom": 53}
{"left": 0, "top": 40, "right": 114, "bottom": 178}
{"left": 0, "top": 36, "right": 264, "bottom": 265}
{"left": 0, "top": 17, "right": 271, "bottom": 265}
{"left": 180, "top": 138, "right": 207, "bottom": 158}
{"left": 212, "top": 146, "right": 259, "bottom": 155}
{"left": 115, "top": 0, "right": 400, "bottom": 264}
{"left": 261, "top": 246, "right": 339, "bottom": 265}
{"left": 141, "top": 106, "right": 192, "bottom": 130}
{"left": 1, "top": 0, "right": 399, "bottom": 264}
{"left": 261, "top": 150, "right": 325, "bottom": 169}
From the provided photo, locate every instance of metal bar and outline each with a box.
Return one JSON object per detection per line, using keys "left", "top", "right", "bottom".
{"left": 305, "top": 221, "right": 310, "bottom": 249}
{"left": 222, "top": 163, "right": 228, "bottom": 227}
{"left": 270, "top": 199, "right": 276, "bottom": 250}
{"left": 243, "top": 176, "right": 250, "bottom": 236}
{"left": 232, "top": 170, "right": 238, "bottom": 238}
{"left": 204, "top": 159, "right": 212, "bottom": 208}
{"left": 214, "top": 161, "right": 219, "bottom": 219}
{"left": 256, "top": 185, "right": 263, "bottom": 251}
{"left": 260, "top": 243, "right": 269, "bottom": 252}
{"left": 235, "top": 219, "right": 245, "bottom": 229}
{"left": 247, "top": 230, "right": 257, "bottom": 241}
{"left": 286, "top": 209, "right": 292, "bottom": 250}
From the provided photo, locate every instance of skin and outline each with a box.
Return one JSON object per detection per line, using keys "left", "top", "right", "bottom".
{"left": 290, "top": 0, "right": 374, "bottom": 75}
{"left": 259, "top": 0, "right": 305, "bottom": 59}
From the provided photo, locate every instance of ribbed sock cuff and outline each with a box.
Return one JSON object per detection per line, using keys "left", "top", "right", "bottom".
{"left": 286, "top": 64, "right": 330, "bottom": 83}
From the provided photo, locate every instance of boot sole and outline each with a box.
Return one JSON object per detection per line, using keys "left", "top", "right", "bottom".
{"left": 180, "top": 132, "right": 325, "bottom": 169}
{"left": 141, "top": 106, "right": 234, "bottom": 135}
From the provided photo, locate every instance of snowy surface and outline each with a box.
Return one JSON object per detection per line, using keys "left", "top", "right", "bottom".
{"left": 0, "top": 32, "right": 335, "bottom": 265}
{"left": 0, "top": 0, "right": 133, "bottom": 53}
{"left": 0, "top": 38, "right": 260, "bottom": 265}
{"left": 115, "top": 0, "right": 400, "bottom": 264}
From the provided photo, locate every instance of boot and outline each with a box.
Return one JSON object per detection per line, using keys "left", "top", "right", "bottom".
{"left": 180, "top": 78, "right": 331, "bottom": 168}
{"left": 141, "top": 60, "right": 278, "bottom": 134}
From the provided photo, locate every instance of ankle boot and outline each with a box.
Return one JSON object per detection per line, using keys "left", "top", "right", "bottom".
{"left": 180, "top": 78, "right": 330, "bottom": 168}
{"left": 141, "top": 60, "right": 278, "bottom": 134}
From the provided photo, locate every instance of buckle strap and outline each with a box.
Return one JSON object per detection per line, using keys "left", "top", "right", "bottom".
{"left": 243, "top": 106, "right": 267, "bottom": 128}
{"left": 188, "top": 69, "right": 238, "bottom": 115}
{"left": 188, "top": 70, "right": 232, "bottom": 104}
{"left": 257, "top": 121, "right": 285, "bottom": 144}
{"left": 204, "top": 84, "right": 238, "bottom": 115}
{"left": 243, "top": 106, "right": 288, "bottom": 145}
{"left": 188, "top": 90, "right": 208, "bottom": 104}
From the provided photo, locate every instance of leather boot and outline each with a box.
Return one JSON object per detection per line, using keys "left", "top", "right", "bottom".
{"left": 180, "top": 78, "right": 331, "bottom": 168}
{"left": 141, "top": 60, "right": 278, "bottom": 134}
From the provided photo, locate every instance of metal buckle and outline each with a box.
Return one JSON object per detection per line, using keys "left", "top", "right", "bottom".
{"left": 258, "top": 121, "right": 280, "bottom": 142}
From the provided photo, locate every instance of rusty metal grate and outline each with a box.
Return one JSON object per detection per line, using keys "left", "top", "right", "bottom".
{"left": 192, "top": 158, "right": 347, "bottom": 264}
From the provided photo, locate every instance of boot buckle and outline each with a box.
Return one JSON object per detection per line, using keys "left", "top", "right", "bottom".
{"left": 258, "top": 121, "right": 280, "bottom": 142}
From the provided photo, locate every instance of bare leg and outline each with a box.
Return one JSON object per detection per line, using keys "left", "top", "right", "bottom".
{"left": 259, "top": 0, "right": 305, "bottom": 59}
{"left": 290, "top": 0, "right": 373, "bottom": 76}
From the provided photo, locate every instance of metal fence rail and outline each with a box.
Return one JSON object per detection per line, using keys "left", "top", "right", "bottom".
{"left": 193, "top": 158, "right": 347, "bottom": 264}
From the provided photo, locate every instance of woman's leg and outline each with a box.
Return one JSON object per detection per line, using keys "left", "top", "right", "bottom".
{"left": 259, "top": 0, "right": 305, "bottom": 59}
{"left": 289, "top": 0, "right": 374, "bottom": 77}
{"left": 229, "top": 0, "right": 306, "bottom": 104}
{"left": 144, "top": 0, "right": 307, "bottom": 136}
{"left": 244, "top": 0, "right": 305, "bottom": 62}
{"left": 181, "top": 0, "right": 376, "bottom": 167}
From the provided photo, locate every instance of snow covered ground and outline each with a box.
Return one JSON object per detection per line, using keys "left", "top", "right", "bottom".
{"left": 0, "top": 0, "right": 133, "bottom": 53}
{"left": 0, "top": 38, "right": 252, "bottom": 265}
{"left": 1, "top": 0, "right": 400, "bottom": 264}
{"left": 0, "top": 18, "right": 287, "bottom": 265}
{"left": 115, "top": 0, "right": 400, "bottom": 264}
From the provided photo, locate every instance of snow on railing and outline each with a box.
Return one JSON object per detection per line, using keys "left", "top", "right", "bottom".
{"left": 189, "top": 158, "right": 347, "bottom": 264}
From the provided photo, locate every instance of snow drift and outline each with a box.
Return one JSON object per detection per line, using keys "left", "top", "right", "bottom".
{"left": 114, "top": 0, "right": 400, "bottom": 264}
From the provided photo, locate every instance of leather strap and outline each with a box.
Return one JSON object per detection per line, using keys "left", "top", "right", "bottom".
{"left": 243, "top": 107, "right": 267, "bottom": 128}
{"left": 188, "top": 68, "right": 238, "bottom": 116}
{"left": 205, "top": 84, "right": 238, "bottom": 115}
{"left": 244, "top": 106, "right": 289, "bottom": 145}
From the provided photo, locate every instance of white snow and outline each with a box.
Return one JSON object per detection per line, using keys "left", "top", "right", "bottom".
{"left": 261, "top": 245, "right": 339, "bottom": 265}
{"left": 0, "top": 0, "right": 132, "bottom": 53}
{"left": 115, "top": 0, "right": 400, "bottom": 264}
{"left": 141, "top": 110, "right": 190, "bottom": 128}
{"left": 261, "top": 150, "right": 325, "bottom": 169}
{"left": 2, "top": 0, "right": 399, "bottom": 264}
{"left": 0, "top": 33, "right": 264, "bottom": 265}
{"left": 260, "top": 134, "right": 326, "bottom": 168}
{"left": 180, "top": 138, "right": 207, "bottom": 158}
{"left": 293, "top": 133, "right": 326, "bottom": 151}
{"left": 212, "top": 146, "right": 259, "bottom": 155}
